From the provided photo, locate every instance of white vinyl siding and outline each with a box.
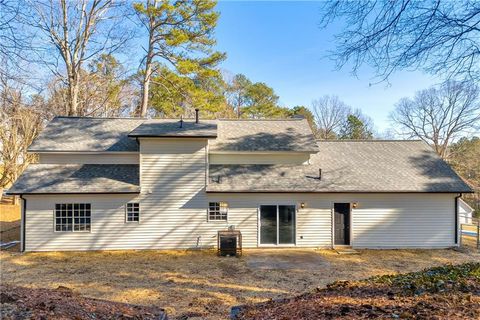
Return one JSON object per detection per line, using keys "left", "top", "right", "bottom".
{"left": 208, "top": 194, "right": 332, "bottom": 248}
{"left": 350, "top": 194, "right": 456, "bottom": 248}
{"left": 209, "top": 153, "right": 310, "bottom": 165}
{"left": 38, "top": 153, "right": 139, "bottom": 164}
{"left": 23, "top": 178, "right": 457, "bottom": 250}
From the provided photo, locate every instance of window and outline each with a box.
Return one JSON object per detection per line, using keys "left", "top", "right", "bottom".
{"left": 126, "top": 203, "right": 140, "bottom": 222}
{"left": 208, "top": 202, "right": 228, "bottom": 221}
{"left": 55, "top": 203, "right": 91, "bottom": 232}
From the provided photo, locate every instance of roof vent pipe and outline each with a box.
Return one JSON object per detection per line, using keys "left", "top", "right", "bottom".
{"left": 195, "top": 108, "right": 199, "bottom": 124}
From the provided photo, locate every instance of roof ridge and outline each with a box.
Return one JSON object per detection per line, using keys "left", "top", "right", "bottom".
{"left": 54, "top": 116, "right": 308, "bottom": 122}
{"left": 145, "top": 118, "right": 217, "bottom": 121}
{"left": 315, "top": 139, "right": 423, "bottom": 142}
{"left": 55, "top": 116, "right": 147, "bottom": 120}
{"left": 218, "top": 118, "right": 305, "bottom": 121}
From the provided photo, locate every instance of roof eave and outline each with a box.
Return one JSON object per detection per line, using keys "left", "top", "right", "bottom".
{"left": 208, "top": 150, "right": 318, "bottom": 154}
{"left": 128, "top": 134, "right": 217, "bottom": 138}
{"left": 27, "top": 150, "right": 139, "bottom": 154}
{"left": 7, "top": 190, "right": 141, "bottom": 195}
{"left": 205, "top": 189, "right": 474, "bottom": 194}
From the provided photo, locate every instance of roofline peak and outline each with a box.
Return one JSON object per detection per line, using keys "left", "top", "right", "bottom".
{"left": 54, "top": 116, "right": 147, "bottom": 120}
{"left": 218, "top": 118, "right": 306, "bottom": 121}
{"left": 315, "top": 139, "right": 423, "bottom": 142}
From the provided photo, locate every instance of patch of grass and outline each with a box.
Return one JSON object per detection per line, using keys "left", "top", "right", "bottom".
{"left": 327, "top": 263, "right": 480, "bottom": 296}
{"left": 368, "top": 262, "right": 480, "bottom": 295}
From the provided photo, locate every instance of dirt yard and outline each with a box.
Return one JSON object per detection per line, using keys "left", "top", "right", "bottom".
{"left": 236, "top": 263, "right": 480, "bottom": 319}
{"left": 1, "top": 240, "right": 479, "bottom": 320}
{"left": 0, "top": 204, "right": 20, "bottom": 243}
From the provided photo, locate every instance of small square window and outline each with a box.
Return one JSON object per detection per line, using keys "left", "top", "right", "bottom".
{"left": 208, "top": 202, "right": 227, "bottom": 221}
{"left": 126, "top": 203, "right": 140, "bottom": 222}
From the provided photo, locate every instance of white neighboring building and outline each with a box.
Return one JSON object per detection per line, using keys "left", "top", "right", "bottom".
{"left": 458, "top": 198, "right": 474, "bottom": 224}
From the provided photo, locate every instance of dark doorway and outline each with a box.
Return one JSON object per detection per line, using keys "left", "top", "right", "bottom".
{"left": 334, "top": 203, "right": 350, "bottom": 245}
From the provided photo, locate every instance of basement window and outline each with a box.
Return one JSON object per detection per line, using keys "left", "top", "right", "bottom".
{"left": 208, "top": 202, "right": 228, "bottom": 221}
{"left": 54, "top": 203, "right": 91, "bottom": 232}
{"left": 126, "top": 203, "right": 140, "bottom": 222}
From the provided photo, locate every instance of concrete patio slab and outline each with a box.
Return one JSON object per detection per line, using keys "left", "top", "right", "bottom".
{"left": 245, "top": 249, "right": 331, "bottom": 270}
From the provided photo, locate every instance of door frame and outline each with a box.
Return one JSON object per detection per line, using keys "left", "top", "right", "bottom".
{"left": 332, "top": 202, "right": 353, "bottom": 247}
{"left": 257, "top": 203, "right": 297, "bottom": 247}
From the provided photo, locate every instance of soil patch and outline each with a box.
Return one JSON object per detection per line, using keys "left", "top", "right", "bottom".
{"left": 0, "top": 284, "right": 167, "bottom": 319}
{"left": 1, "top": 241, "right": 479, "bottom": 319}
{"left": 246, "top": 250, "right": 330, "bottom": 270}
{"left": 235, "top": 263, "right": 480, "bottom": 319}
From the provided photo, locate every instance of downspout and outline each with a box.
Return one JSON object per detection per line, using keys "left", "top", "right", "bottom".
{"left": 20, "top": 195, "right": 26, "bottom": 252}
{"left": 455, "top": 193, "right": 461, "bottom": 246}
{"left": 136, "top": 137, "right": 141, "bottom": 189}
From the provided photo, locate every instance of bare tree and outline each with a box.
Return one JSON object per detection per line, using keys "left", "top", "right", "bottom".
{"left": 0, "top": 77, "right": 44, "bottom": 189}
{"left": 224, "top": 73, "right": 252, "bottom": 118}
{"left": 391, "top": 80, "right": 480, "bottom": 158}
{"left": 0, "top": 1, "right": 22, "bottom": 74}
{"left": 22, "top": 0, "right": 128, "bottom": 116}
{"left": 320, "top": 1, "right": 480, "bottom": 82}
{"left": 312, "top": 95, "right": 351, "bottom": 139}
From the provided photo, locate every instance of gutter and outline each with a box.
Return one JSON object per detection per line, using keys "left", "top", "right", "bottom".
{"left": 205, "top": 190, "right": 474, "bottom": 194}
{"left": 455, "top": 193, "right": 462, "bottom": 245}
{"left": 129, "top": 135, "right": 217, "bottom": 138}
{"left": 8, "top": 191, "right": 140, "bottom": 195}
{"left": 19, "top": 195, "right": 26, "bottom": 252}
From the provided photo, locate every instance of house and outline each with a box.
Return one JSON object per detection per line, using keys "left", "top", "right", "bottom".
{"left": 8, "top": 113, "right": 473, "bottom": 252}
{"left": 458, "top": 198, "right": 474, "bottom": 224}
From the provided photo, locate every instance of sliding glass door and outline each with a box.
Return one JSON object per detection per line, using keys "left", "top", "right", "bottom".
{"left": 260, "top": 205, "right": 296, "bottom": 245}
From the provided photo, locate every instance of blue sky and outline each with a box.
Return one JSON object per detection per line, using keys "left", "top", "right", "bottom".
{"left": 215, "top": 1, "right": 441, "bottom": 132}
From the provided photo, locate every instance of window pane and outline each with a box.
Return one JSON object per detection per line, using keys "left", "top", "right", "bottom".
{"left": 208, "top": 202, "right": 227, "bottom": 221}
{"left": 279, "top": 205, "right": 296, "bottom": 244}
{"left": 260, "top": 205, "right": 277, "bottom": 244}
{"left": 54, "top": 203, "right": 91, "bottom": 232}
{"left": 126, "top": 203, "right": 140, "bottom": 222}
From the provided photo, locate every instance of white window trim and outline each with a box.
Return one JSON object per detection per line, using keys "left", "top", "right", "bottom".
{"left": 125, "top": 202, "right": 140, "bottom": 223}
{"left": 207, "top": 201, "right": 228, "bottom": 222}
{"left": 53, "top": 203, "right": 92, "bottom": 233}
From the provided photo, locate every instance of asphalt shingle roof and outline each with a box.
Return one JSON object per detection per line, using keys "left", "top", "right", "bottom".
{"left": 31, "top": 117, "right": 319, "bottom": 152}
{"left": 29, "top": 117, "right": 144, "bottom": 152}
{"left": 210, "top": 119, "right": 318, "bottom": 152}
{"left": 8, "top": 164, "right": 140, "bottom": 194}
{"left": 207, "top": 140, "right": 472, "bottom": 193}
{"left": 129, "top": 119, "right": 217, "bottom": 137}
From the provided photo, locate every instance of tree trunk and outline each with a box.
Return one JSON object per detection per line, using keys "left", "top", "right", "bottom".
{"left": 139, "top": 61, "right": 152, "bottom": 117}
{"left": 138, "top": 9, "right": 156, "bottom": 118}
{"left": 67, "top": 71, "right": 79, "bottom": 116}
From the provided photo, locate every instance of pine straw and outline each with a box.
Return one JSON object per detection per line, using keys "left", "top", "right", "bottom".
{"left": 1, "top": 242, "right": 479, "bottom": 319}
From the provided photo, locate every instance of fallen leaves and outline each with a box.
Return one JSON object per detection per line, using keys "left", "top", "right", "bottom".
{"left": 0, "top": 285, "right": 167, "bottom": 320}
{"left": 235, "top": 263, "right": 480, "bottom": 319}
